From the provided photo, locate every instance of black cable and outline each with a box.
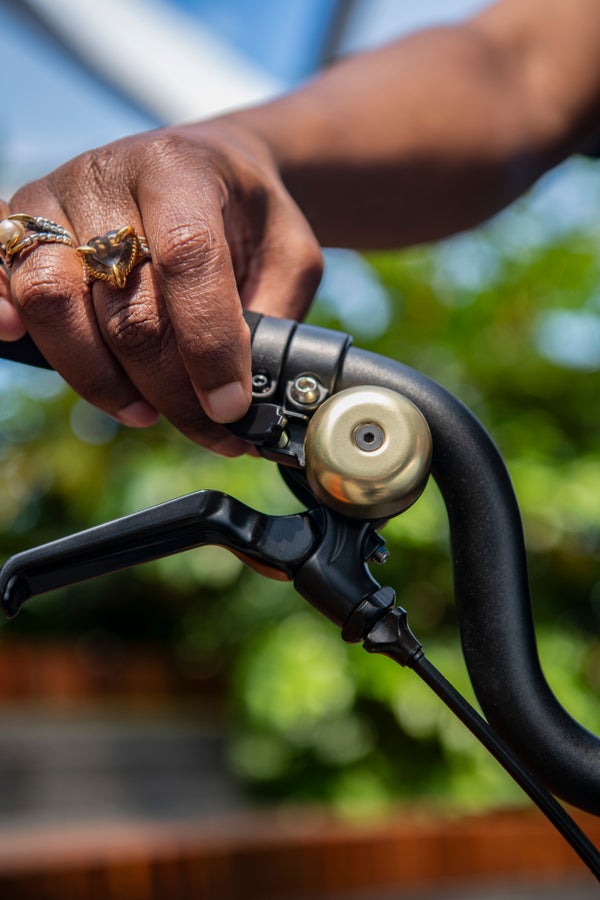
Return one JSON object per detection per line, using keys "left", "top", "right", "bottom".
{"left": 411, "top": 653, "right": 600, "bottom": 880}
{"left": 362, "top": 607, "right": 600, "bottom": 880}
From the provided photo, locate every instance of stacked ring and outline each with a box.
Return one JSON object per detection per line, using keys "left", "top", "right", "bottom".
{"left": 77, "top": 226, "right": 151, "bottom": 289}
{"left": 0, "top": 214, "right": 75, "bottom": 269}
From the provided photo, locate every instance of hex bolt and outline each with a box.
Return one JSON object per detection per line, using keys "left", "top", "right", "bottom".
{"left": 290, "top": 375, "right": 322, "bottom": 406}
{"left": 354, "top": 423, "right": 385, "bottom": 452}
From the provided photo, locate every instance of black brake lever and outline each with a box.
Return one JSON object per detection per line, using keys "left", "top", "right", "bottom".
{"left": 0, "top": 486, "right": 394, "bottom": 643}
{"left": 0, "top": 317, "right": 392, "bottom": 635}
{"left": 0, "top": 491, "right": 319, "bottom": 618}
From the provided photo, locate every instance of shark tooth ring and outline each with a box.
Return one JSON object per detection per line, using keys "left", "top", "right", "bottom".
{"left": 77, "top": 225, "right": 151, "bottom": 289}
{"left": 0, "top": 214, "right": 75, "bottom": 270}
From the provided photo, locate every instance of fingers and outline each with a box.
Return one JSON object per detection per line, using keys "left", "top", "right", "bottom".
{"left": 149, "top": 212, "right": 252, "bottom": 424}
{"left": 0, "top": 264, "right": 26, "bottom": 340}
{"left": 3, "top": 130, "right": 322, "bottom": 459}
{"left": 90, "top": 258, "right": 245, "bottom": 449}
{"left": 68, "top": 142, "right": 252, "bottom": 443}
{"left": 7, "top": 150, "right": 250, "bottom": 452}
{"left": 0, "top": 295, "right": 27, "bottom": 340}
{"left": 136, "top": 148, "right": 252, "bottom": 425}
{"left": 7, "top": 181, "right": 159, "bottom": 429}
{"left": 238, "top": 192, "right": 323, "bottom": 320}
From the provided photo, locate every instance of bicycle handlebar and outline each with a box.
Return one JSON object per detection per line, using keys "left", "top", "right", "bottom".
{"left": 338, "top": 346, "right": 600, "bottom": 814}
{"left": 2, "top": 317, "right": 599, "bottom": 815}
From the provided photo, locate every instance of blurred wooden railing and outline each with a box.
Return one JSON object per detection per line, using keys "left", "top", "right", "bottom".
{"left": 0, "top": 638, "right": 222, "bottom": 709}
{"left": 0, "top": 641, "right": 597, "bottom": 898}
{"left": 0, "top": 807, "right": 597, "bottom": 899}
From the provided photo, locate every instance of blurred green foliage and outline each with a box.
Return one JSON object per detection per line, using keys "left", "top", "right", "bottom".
{"left": 2, "top": 160, "right": 600, "bottom": 816}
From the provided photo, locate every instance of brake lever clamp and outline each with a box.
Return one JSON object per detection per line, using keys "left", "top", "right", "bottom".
{"left": 228, "top": 315, "right": 353, "bottom": 468}
{"left": 225, "top": 313, "right": 433, "bottom": 637}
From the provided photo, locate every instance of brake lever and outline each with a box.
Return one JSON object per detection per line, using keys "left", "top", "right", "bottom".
{"left": 0, "top": 485, "right": 395, "bottom": 642}
{"left": 0, "top": 491, "right": 319, "bottom": 617}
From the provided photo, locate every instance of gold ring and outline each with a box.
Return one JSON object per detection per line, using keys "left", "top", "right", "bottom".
{"left": 77, "top": 225, "right": 151, "bottom": 289}
{"left": 0, "top": 213, "right": 75, "bottom": 269}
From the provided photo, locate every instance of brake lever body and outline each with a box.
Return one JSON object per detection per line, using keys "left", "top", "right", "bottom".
{"left": 0, "top": 485, "right": 394, "bottom": 639}
{"left": 0, "top": 491, "right": 318, "bottom": 617}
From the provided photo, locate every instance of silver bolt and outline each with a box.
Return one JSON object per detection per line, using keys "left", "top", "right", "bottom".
{"left": 252, "top": 372, "right": 271, "bottom": 394}
{"left": 290, "top": 374, "right": 321, "bottom": 405}
{"left": 354, "top": 423, "right": 385, "bottom": 452}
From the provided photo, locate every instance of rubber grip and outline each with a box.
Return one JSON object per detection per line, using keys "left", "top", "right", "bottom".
{"left": 0, "top": 310, "right": 264, "bottom": 371}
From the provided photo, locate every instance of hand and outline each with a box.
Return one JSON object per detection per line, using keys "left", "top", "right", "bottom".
{"left": 0, "top": 121, "right": 323, "bottom": 454}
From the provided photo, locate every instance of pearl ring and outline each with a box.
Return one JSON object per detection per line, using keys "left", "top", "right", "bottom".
{"left": 77, "top": 225, "right": 151, "bottom": 289}
{"left": 0, "top": 214, "right": 75, "bottom": 270}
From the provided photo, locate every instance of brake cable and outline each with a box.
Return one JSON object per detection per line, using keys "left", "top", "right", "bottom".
{"left": 2, "top": 313, "right": 600, "bottom": 879}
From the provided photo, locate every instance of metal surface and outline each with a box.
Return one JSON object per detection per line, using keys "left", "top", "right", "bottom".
{"left": 304, "top": 385, "right": 432, "bottom": 518}
{"left": 289, "top": 374, "right": 324, "bottom": 406}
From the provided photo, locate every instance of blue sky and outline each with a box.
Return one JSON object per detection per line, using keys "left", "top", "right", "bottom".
{"left": 0, "top": 0, "right": 489, "bottom": 196}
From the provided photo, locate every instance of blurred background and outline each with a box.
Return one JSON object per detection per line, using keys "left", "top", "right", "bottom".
{"left": 1, "top": 0, "right": 600, "bottom": 897}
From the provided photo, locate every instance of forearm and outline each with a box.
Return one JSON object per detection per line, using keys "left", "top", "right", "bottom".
{"left": 221, "top": 0, "right": 600, "bottom": 248}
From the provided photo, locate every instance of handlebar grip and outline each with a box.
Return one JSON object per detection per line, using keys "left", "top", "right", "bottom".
{"left": 0, "top": 335, "right": 51, "bottom": 369}
{"left": 0, "top": 311, "right": 265, "bottom": 371}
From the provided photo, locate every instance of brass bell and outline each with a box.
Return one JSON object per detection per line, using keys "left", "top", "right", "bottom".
{"left": 304, "top": 386, "right": 432, "bottom": 519}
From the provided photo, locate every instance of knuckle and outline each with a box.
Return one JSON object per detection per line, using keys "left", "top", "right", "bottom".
{"left": 71, "top": 150, "right": 106, "bottom": 191}
{"left": 54, "top": 144, "right": 123, "bottom": 203}
{"left": 137, "top": 133, "right": 215, "bottom": 191}
{"left": 103, "top": 300, "right": 171, "bottom": 366}
{"left": 13, "top": 269, "right": 68, "bottom": 324}
{"left": 139, "top": 132, "right": 188, "bottom": 168}
{"left": 154, "top": 220, "right": 223, "bottom": 278}
{"left": 177, "top": 325, "right": 234, "bottom": 369}
{"left": 137, "top": 132, "right": 217, "bottom": 177}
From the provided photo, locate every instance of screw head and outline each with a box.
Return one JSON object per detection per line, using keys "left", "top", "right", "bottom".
{"left": 252, "top": 372, "right": 271, "bottom": 395}
{"left": 290, "top": 375, "right": 321, "bottom": 405}
{"left": 354, "top": 423, "right": 385, "bottom": 452}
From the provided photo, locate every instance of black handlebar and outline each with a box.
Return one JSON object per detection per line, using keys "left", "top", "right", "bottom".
{"left": 338, "top": 346, "right": 600, "bottom": 814}
{"left": 0, "top": 334, "right": 50, "bottom": 369}
{"left": 1, "top": 318, "right": 599, "bottom": 816}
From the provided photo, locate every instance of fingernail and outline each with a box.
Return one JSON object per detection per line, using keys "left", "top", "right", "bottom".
{"left": 117, "top": 400, "right": 159, "bottom": 428}
{"left": 204, "top": 382, "right": 249, "bottom": 424}
{"left": 0, "top": 298, "right": 26, "bottom": 340}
